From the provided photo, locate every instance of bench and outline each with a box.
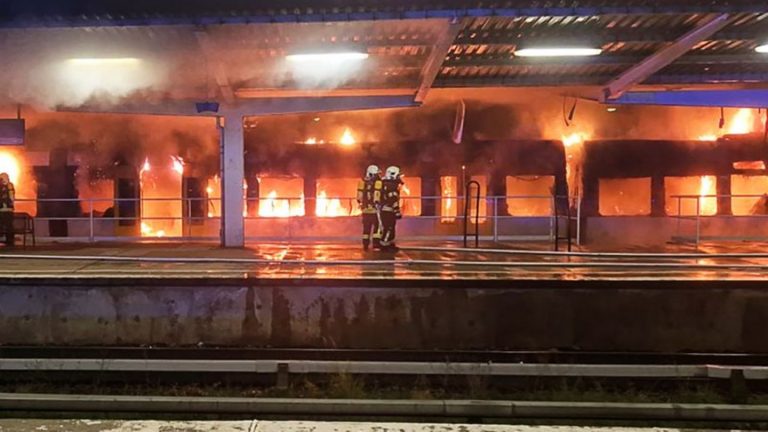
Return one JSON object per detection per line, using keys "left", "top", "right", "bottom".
{"left": 1, "top": 212, "right": 35, "bottom": 247}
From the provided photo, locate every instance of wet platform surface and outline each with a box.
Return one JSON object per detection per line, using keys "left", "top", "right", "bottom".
{"left": 0, "top": 241, "right": 767, "bottom": 281}
{"left": 0, "top": 420, "right": 721, "bottom": 432}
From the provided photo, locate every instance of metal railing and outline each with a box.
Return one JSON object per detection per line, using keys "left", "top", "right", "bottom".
{"left": 671, "top": 193, "right": 768, "bottom": 247}
{"left": 12, "top": 194, "right": 581, "bottom": 243}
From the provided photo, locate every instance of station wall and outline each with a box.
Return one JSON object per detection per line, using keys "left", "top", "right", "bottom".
{"left": 0, "top": 280, "right": 765, "bottom": 352}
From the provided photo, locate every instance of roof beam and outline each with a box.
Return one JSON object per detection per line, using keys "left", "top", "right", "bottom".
{"left": 435, "top": 71, "right": 768, "bottom": 87}
{"left": 56, "top": 96, "right": 419, "bottom": 118}
{"left": 607, "top": 89, "right": 768, "bottom": 108}
{"left": 600, "top": 13, "right": 731, "bottom": 101}
{"left": 194, "top": 29, "right": 235, "bottom": 104}
{"left": 414, "top": 18, "right": 463, "bottom": 103}
{"left": 235, "top": 88, "right": 415, "bottom": 99}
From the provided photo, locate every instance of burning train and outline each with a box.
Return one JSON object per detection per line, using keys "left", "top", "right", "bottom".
{"left": 0, "top": 105, "right": 766, "bottom": 246}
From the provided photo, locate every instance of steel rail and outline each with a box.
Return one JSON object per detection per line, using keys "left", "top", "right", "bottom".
{"left": 3, "top": 393, "right": 768, "bottom": 422}
{"left": 2, "top": 358, "right": 765, "bottom": 380}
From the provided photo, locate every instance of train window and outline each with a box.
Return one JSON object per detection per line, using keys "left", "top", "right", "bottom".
{"left": 400, "top": 176, "right": 421, "bottom": 216}
{"left": 505, "top": 176, "right": 554, "bottom": 216}
{"left": 664, "top": 176, "right": 717, "bottom": 216}
{"left": 79, "top": 179, "right": 114, "bottom": 215}
{"left": 257, "top": 177, "right": 305, "bottom": 217}
{"left": 731, "top": 175, "right": 768, "bottom": 215}
{"left": 599, "top": 178, "right": 651, "bottom": 216}
{"left": 140, "top": 159, "right": 184, "bottom": 237}
{"left": 315, "top": 178, "right": 360, "bottom": 217}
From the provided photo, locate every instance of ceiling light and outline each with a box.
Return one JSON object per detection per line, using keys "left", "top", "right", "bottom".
{"left": 756, "top": 44, "right": 768, "bottom": 53}
{"left": 515, "top": 47, "right": 602, "bottom": 57}
{"left": 286, "top": 52, "right": 369, "bottom": 63}
{"left": 66, "top": 58, "right": 141, "bottom": 66}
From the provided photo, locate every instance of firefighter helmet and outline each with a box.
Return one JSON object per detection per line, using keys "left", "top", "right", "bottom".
{"left": 385, "top": 166, "right": 401, "bottom": 180}
{"left": 365, "top": 165, "right": 380, "bottom": 179}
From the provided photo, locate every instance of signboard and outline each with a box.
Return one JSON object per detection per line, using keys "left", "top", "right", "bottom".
{"left": 0, "top": 119, "right": 24, "bottom": 146}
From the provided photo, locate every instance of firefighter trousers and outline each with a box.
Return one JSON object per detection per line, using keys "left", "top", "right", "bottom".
{"left": 380, "top": 211, "right": 397, "bottom": 246}
{"left": 0, "top": 211, "right": 14, "bottom": 246}
{"left": 362, "top": 212, "right": 381, "bottom": 249}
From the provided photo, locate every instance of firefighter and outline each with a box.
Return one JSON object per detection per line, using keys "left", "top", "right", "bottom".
{"left": 380, "top": 166, "right": 403, "bottom": 252}
{"left": 357, "top": 165, "right": 382, "bottom": 250}
{"left": 0, "top": 173, "right": 15, "bottom": 247}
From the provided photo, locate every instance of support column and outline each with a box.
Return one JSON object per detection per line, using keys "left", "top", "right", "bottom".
{"left": 221, "top": 114, "right": 245, "bottom": 247}
{"left": 717, "top": 175, "right": 732, "bottom": 216}
{"left": 651, "top": 175, "right": 666, "bottom": 217}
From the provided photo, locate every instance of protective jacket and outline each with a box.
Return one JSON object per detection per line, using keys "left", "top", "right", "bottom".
{"left": 381, "top": 178, "right": 402, "bottom": 217}
{"left": 357, "top": 178, "right": 382, "bottom": 214}
{"left": 0, "top": 182, "right": 14, "bottom": 212}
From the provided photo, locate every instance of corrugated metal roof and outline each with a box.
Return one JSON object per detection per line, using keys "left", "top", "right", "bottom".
{"left": 1, "top": 2, "right": 768, "bottom": 90}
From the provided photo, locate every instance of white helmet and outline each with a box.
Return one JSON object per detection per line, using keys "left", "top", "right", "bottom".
{"left": 385, "top": 166, "right": 401, "bottom": 180}
{"left": 365, "top": 165, "right": 380, "bottom": 179}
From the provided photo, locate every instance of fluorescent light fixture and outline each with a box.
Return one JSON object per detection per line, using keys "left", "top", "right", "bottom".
{"left": 286, "top": 52, "right": 369, "bottom": 63}
{"left": 515, "top": 47, "right": 602, "bottom": 57}
{"left": 756, "top": 44, "right": 768, "bottom": 53}
{"left": 66, "top": 58, "right": 141, "bottom": 66}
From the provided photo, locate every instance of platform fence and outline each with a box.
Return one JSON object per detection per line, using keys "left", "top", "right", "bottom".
{"left": 671, "top": 193, "right": 768, "bottom": 247}
{"left": 11, "top": 195, "right": 581, "bottom": 245}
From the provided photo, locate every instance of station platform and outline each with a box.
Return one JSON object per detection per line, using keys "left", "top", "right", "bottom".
{"left": 1, "top": 241, "right": 768, "bottom": 352}
{"left": 0, "top": 419, "right": 705, "bottom": 432}
{"left": 0, "top": 240, "right": 767, "bottom": 281}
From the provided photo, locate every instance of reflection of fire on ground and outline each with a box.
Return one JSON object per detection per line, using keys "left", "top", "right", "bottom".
{"left": 139, "top": 156, "right": 183, "bottom": 237}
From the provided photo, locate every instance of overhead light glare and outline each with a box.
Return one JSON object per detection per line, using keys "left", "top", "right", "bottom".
{"left": 66, "top": 58, "right": 141, "bottom": 66}
{"left": 515, "top": 47, "right": 602, "bottom": 57}
{"left": 286, "top": 52, "right": 369, "bottom": 63}
{"left": 756, "top": 44, "right": 768, "bottom": 53}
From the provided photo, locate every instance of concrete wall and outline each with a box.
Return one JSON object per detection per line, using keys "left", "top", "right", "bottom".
{"left": 1, "top": 280, "right": 766, "bottom": 352}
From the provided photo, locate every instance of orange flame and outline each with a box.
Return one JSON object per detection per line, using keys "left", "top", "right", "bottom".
{"left": 0, "top": 151, "right": 21, "bottom": 185}
{"left": 441, "top": 176, "right": 457, "bottom": 223}
{"left": 698, "top": 108, "right": 761, "bottom": 141}
{"left": 561, "top": 132, "right": 588, "bottom": 198}
{"left": 316, "top": 190, "right": 346, "bottom": 217}
{"left": 339, "top": 128, "right": 356, "bottom": 146}
{"left": 171, "top": 155, "right": 184, "bottom": 175}
{"left": 305, "top": 137, "right": 318, "bottom": 145}
{"left": 698, "top": 175, "right": 717, "bottom": 215}
{"left": 728, "top": 108, "right": 755, "bottom": 135}
{"left": 0, "top": 149, "right": 36, "bottom": 215}
{"left": 258, "top": 191, "right": 305, "bottom": 217}
{"left": 140, "top": 156, "right": 183, "bottom": 238}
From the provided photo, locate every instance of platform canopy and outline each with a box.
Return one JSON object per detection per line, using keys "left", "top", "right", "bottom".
{"left": 1, "top": 0, "right": 768, "bottom": 109}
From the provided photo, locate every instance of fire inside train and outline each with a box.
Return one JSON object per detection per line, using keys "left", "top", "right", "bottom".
{"left": 0, "top": 107, "right": 766, "bottom": 245}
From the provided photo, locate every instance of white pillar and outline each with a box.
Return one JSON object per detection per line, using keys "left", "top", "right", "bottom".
{"left": 221, "top": 113, "right": 245, "bottom": 247}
